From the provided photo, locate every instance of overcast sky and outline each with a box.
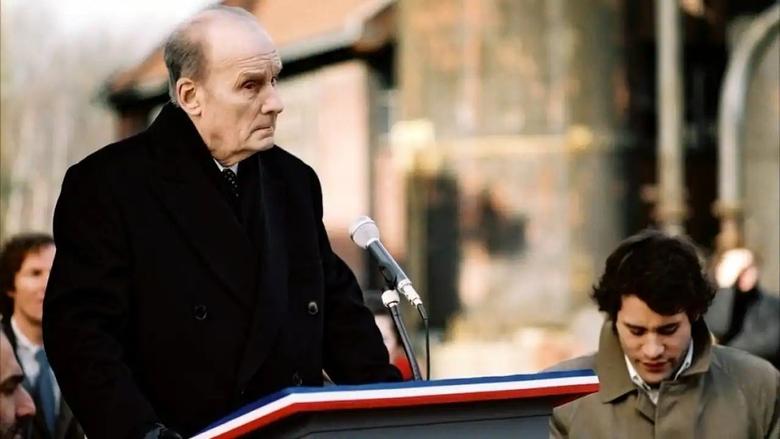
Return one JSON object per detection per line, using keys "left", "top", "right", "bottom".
{"left": 0, "top": 0, "right": 222, "bottom": 236}
{"left": 55, "top": 0, "right": 213, "bottom": 38}
{"left": 5, "top": 0, "right": 213, "bottom": 32}
{"left": 0, "top": 0, "right": 228, "bottom": 104}
{"left": 2, "top": 0, "right": 215, "bottom": 69}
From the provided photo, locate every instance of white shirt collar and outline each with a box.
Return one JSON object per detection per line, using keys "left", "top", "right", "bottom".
{"left": 213, "top": 159, "right": 238, "bottom": 175}
{"left": 624, "top": 339, "right": 694, "bottom": 405}
{"left": 10, "top": 316, "right": 42, "bottom": 352}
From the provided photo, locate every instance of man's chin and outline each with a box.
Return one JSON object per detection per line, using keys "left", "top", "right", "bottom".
{"left": 247, "top": 138, "right": 275, "bottom": 152}
{"left": 638, "top": 369, "right": 671, "bottom": 385}
{"left": 224, "top": 143, "right": 275, "bottom": 163}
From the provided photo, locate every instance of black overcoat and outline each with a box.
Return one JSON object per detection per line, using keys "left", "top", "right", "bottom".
{"left": 43, "top": 104, "right": 399, "bottom": 438}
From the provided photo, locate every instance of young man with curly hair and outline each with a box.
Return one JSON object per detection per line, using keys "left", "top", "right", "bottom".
{"left": 548, "top": 229, "right": 779, "bottom": 438}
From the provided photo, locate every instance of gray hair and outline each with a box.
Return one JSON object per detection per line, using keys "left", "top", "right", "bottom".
{"left": 163, "top": 5, "right": 259, "bottom": 105}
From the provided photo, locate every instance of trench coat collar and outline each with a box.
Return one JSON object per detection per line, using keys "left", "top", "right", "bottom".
{"left": 595, "top": 317, "right": 713, "bottom": 403}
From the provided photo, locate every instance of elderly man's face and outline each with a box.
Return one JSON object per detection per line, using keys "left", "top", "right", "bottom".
{"left": 616, "top": 295, "right": 692, "bottom": 386}
{"left": 0, "top": 333, "right": 35, "bottom": 438}
{"left": 193, "top": 17, "right": 284, "bottom": 166}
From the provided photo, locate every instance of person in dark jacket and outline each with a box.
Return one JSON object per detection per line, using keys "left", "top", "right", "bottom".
{"left": 705, "top": 248, "right": 780, "bottom": 368}
{"left": 43, "top": 6, "right": 400, "bottom": 439}
{"left": 0, "top": 234, "right": 84, "bottom": 439}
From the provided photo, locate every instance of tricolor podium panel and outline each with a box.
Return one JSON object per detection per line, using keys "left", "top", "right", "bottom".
{"left": 193, "top": 370, "right": 598, "bottom": 438}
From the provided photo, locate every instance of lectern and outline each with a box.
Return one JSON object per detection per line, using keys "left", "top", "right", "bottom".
{"left": 192, "top": 369, "right": 598, "bottom": 438}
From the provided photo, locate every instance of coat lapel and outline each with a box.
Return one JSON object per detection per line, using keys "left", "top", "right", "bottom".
{"left": 146, "top": 104, "right": 259, "bottom": 308}
{"left": 54, "top": 401, "right": 77, "bottom": 439}
{"left": 235, "top": 151, "right": 289, "bottom": 389}
{"left": 144, "top": 105, "right": 291, "bottom": 390}
{"left": 595, "top": 319, "right": 637, "bottom": 403}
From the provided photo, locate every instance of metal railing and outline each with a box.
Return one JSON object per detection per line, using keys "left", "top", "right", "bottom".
{"left": 715, "top": 3, "right": 780, "bottom": 249}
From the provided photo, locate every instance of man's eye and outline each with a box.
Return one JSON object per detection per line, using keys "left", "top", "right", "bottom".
{"left": 629, "top": 328, "right": 645, "bottom": 336}
{"left": 242, "top": 81, "right": 257, "bottom": 90}
{"left": 271, "top": 77, "right": 278, "bottom": 86}
{"left": 658, "top": 326, "right": 678, "bottom": 335}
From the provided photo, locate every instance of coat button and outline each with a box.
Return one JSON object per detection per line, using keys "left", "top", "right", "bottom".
{"left": 292, "top": 372, "right": 303, "bottom": 386}
{"left": 193, "top": 305, "right": 208, "bottom": 320}
{"left": 307, "top": 300, "right": 319, "bottom": 315}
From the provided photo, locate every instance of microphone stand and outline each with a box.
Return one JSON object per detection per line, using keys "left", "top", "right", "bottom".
{"left": 381, "top": 290, "right": 423, "bottom": 381}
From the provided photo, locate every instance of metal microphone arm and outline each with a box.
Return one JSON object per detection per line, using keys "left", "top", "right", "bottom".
{"left": 381, "top": 290, "right": 423, "bottom": 381}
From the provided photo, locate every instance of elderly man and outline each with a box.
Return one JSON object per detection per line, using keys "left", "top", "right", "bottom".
{"left": 1, "top": 326, "right": 36, "bottom": 439}
{"left": 549, "top": 230, "right": 779, "bottom": 438}
{"left": 44, "top": 6, "right": 400, "bottom": 439}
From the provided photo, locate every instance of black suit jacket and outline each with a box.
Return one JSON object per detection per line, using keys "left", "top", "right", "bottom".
{"left": 1, "top": 319, "right": 85, "bottom": 439}
{"left": 43, "top": 104, "right": 400, "bottom": 438}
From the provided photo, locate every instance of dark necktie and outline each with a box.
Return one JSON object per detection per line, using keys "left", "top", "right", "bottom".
{"left": 35, "top": 349, "right": 57, "bottom": 435}
{"left": 222, "top": 169, "right": 239, "bottom": 199}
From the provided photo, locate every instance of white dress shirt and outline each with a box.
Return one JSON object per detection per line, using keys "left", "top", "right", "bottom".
{"left": 624, "top": 340, "right": 694, "bottom": 405}
{"left": 213, "top": 159, "right": 238, "bottom": 175}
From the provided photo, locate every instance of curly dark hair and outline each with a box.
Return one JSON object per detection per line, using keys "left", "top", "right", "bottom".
{"left": 0, "top": 233, "right": 54, "bottom": 317}
{"left": 592, "top": 229, "right": 715, "bottom": 323}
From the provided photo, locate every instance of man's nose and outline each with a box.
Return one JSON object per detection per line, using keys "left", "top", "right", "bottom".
{"left": 15, "top": 387, "right": 36, "bottom": 418}
{"left": 642, "top": 337, "right": 664, "bottom": 358}
{"left": 262, "top": 88, "right": 284, "bottom": 115}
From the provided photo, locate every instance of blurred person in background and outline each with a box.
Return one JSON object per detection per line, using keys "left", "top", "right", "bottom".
{"left": 1, "top": 325, "right": 36, "bottom": 439}
{"left": 43, "top": 6, "right": 399, "bottom": 439}
{"left": 0, "top": 234, "right": 84, "bottom": 439}
{"left": 705, "top": 248, "right": 780, "bottom": 368}
{"left": 548, "top": 230, "right": 778, "bottom": 438}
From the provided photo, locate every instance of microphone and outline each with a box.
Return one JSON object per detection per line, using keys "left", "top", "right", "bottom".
{"left": 349, "top": 216, "right": 423, "bottom": 307}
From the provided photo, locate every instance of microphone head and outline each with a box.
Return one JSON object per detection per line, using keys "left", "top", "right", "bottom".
{"left": 349, "top": 216, "right": 380, "bottom": 249}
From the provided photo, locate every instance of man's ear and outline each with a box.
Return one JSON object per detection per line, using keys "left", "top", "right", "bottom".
{"left": 176, "top": 77, "right": 201, "bottom": 116}
{"left": 6, "top": 289, "right": 16, "bottom": 300}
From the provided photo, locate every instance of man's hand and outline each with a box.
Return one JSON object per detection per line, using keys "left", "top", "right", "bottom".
{"left": 715, "top": 248, "right": 758, "bottom": 292}
{"left": 143, "top": 424, "right": 183, "bottom": 439}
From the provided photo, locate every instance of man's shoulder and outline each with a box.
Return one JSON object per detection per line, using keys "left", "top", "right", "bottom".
{"left": 755, "top": 289, "right": 780, "bottom": 314}
{"left": 550, "top": 391, "right": 602, "bottom": 433}
{"left": 263, "top": 145, "right": 315, "bottom": 174}
{"left": 70, "top": 132, "right": 148, "bottom": 176}
{"left": 709, "top": 345, "right": 779, "bottom": 403}
{"left": 711, "top": 344, "right": 778, "bottom": 381}
{"left": 554, "top": 390, "right": 600, "bottom": 413}
{"left": 544, "top": 353, "right": 597, "bottom": 373}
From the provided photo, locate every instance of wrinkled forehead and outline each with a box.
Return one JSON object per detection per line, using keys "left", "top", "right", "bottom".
{"left": 208, "top": 50, "right": 283, "bottom": 80}
{"left": 245, "top": 50, "right": 283, "bottom": 73}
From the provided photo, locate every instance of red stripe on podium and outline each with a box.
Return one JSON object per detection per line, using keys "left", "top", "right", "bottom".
{"left": 214, "top": 383, "right": 599, "bottom": 438}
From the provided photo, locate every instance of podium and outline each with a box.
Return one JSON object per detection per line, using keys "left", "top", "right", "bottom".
{"left": 192, "top": 370, "right": 598, "bottom": 438}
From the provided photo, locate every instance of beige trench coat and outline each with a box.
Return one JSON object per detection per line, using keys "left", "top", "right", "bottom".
{"left": 549, "top": 319, "right": 779, "bottom": 438}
